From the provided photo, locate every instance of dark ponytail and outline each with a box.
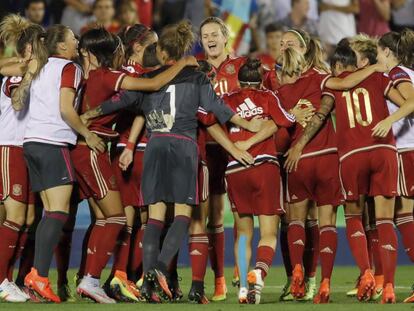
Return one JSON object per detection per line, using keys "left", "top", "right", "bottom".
{"left": 238, "top": 58, "right": 262, "bottom": 85}
{"left": 379, "top": 29, "right": 414, "bottom": 67}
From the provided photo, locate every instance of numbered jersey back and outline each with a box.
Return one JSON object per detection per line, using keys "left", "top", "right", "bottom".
{"left": 324, "top": 71, "right": 396, "bottom": 158}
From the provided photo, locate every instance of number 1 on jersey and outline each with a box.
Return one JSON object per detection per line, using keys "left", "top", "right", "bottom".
{"left": 342, "top": 87, "right": 373, "bottom": 128}
{"left": 166, "top": 85, "right": 176, "bottom": 119}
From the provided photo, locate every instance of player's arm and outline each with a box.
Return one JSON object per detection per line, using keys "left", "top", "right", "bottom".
{"left": 234, "top": 120, "right": 278, "bottom": 152}
{"left": 0, "top": 57, "right": 26, "bottom": 76}
{"left": 284, "top": 95, "right": 335, "bottom": 172}
{"left": 120, "top": 56, "right": 198, "bottom": 91}
{"left": 206, "top": 124, "right": 254, "bottom": 166}
{"left": 372, "top": 82, "right": 414, "bottom": 137}
{"left": 11, "top": 59, "right": 37, "bottom": 111}
{"left": 325, "top": 63, "right": 386, "bottom": 90}
{"left": 60, "top": 87, "right": 106, "bottom": 154}
{"left": 118, "top": 115, "right": 146, "bottom": 171}
{"left": 81, "top": 90, "right": 142, "bottom": 125}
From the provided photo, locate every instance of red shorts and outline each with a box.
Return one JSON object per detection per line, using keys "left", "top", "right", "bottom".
{"left": 398, "top": 150, "right": 414, "bottom": 197}
{"left": 287, "top": 152, "right": 343, "bottom": 206}
{"left": 206, "top": 143, "right": 227, "bottom": 195}
{"left": 226, "top": 162, "right": 284, "bottom": 216}
{"left": 71, "top": 145, "right": 118, "bottom": 200}
{"left": 339, "top": 148, "right": 398, "bottom": 201}
{"left": 0, "top": 146, "right": 34, "bottom": 204}
{"left": 199, "top": 161, "right": 209, "bottom": 202}
{"left": 112, "top": 147, "right": 144, "bottom": 207}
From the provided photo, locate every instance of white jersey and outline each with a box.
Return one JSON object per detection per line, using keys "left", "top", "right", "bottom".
{"left": 387, "top": 65, "right": 414, "bottom": 150}
{"left": 24, "top": 57, "right": 82, "bottom": 146}
{"left": 318, "top": 0, "right": 356, "bottom": 45}
{"left": 0, "top": 76, "right": 29, "bottom": 146}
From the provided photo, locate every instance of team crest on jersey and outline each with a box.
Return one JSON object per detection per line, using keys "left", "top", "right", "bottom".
{"left": 12, "top": 184, "right": 22, "bottom": 196}
{"left": 10, "top": 76, "right": 22, "bottom": 83}
{"left": 125, "top": 66, "right": 135, "bottom": 74}
{"left": 225, "top": 64, "right": 236, "bottom": 75}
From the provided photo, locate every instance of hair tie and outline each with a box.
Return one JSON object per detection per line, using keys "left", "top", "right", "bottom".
{"left": 287, "top": 29, "right": 307, "bottom": 49}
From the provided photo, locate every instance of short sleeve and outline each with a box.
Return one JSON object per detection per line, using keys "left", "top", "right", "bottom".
{"left": 103, "top": 70, "right": 126, "bottom": 92}
{"left": 379, "top": 73, "right": 393, "bottom": 97}
{"left": 320, "top": 74, "right": 333, "bottom": 91}
{"left": 61, "top": 63, "right": 82, "bottom": 90}
{"left": 267, "top": 92, "right": 296, "bottom": 128}
{"left": 4, "top": 76, "right": 22, "bottom": 97}
{"left": 389, "top": 67, "right": 412, "bottom": 87}
{"left": 197, "top": 108, "right": 218, "bottom": 126}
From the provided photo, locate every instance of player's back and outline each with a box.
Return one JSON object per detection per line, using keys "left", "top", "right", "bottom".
{"left": 326, "top": 71, "right": 396, "bottom": 160}
{"left": 139, "top": 66, "right": 217, "bottom": 140}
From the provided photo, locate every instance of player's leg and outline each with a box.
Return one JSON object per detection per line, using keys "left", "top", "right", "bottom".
{"left": 233, "top": 212, "right": 253, "bottom": 304}
{"left": 188, "top": 200, "right": 209, "bottom": 304}
{"left": 313, "top": 204, "right": 337, "bottom": 304}
{"left": 55, "top": 202, "right": 77, "bottom": 302}
{"left": 0, "top": 197, "right": 28, "bottom": 302}
{"left": 288, "top": 199, "right": 308, "bottom": 299}
{"left": 279, "top": 207, "right": 294, "bottom": 301}
{"left": 130, "top": 207, "right": 147, "bottom": 284}
{"left": 247, "top": 214, "right": 278, "bottom": 304}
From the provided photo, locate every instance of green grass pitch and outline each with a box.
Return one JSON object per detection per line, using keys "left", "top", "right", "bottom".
{"left": 1, "top": 266, "right": 413, "bottom": 310}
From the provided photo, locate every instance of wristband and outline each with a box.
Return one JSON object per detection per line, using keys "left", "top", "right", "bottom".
{"left": 126, "top": 141, "right": 135, "bottom": 151}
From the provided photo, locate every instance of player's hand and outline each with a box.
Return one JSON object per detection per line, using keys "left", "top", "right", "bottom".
{"left": 284, "top": 145, "right": 303, "bottom": 173}
{"left": 231, "top": 148, "right": 254, "bottom": 166}
{"left": 234, "top": 140, "right": 252, "bottom": 151}
{"left": 291, "top": 105, "right": 315, "bottom": 126}
{"left": 372, "top": 119, "right": 392, "bottom": 138}
{"left": 248, "top": 115, "right": 267, "bottom": 132}
{"left": 127, "top": 58, "right": 136, "bottom": 66}
{"left": 182, "top": 55, "right": 199, "bottom": 67}
{"left": 119, "top": 149, "right": 134, "bottom": 171}
{"left": 80, "top": 114, "right": 92, "bottom": 127}
{"left": 85, "top": 132, "right": 106, "bottom": 154}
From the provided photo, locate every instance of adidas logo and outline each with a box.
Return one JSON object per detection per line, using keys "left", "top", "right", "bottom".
{"left": 236, "top": 98, "right": 264, "bottom": 119}
{"left": 320, "top": 247, "right": 333, "bottom": 254}
{"left": 293, "top": 239, "right": 305, "bottom": 246}
{"left": 351, "top": 231, "right": 364, "bottom": 238}
{"left": 406, "top": 248, "right": 411, "bottom": 252}
{"left": 382, "top": 244, "right": 396, "bottom": 251}
{"left": 190, "top": 249, "right": 202, "bottom": 256}
{"left": 411, "top": 185, "right": 414, "bottom": 191}
{"left": 87, "top": 248, "right": 94, "bottom": 255}
{"left": 139, "top": 242, "right": 143, "bottom": 248}
{"left": 347, "top": 190, "right": 353, "bottom": 196}
{"left": 291, "top": 194, "right": 298, "bottom": 200}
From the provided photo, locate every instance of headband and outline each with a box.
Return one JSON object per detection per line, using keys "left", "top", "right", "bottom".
{"left": 287, "top": 29, "right": 307, "bottom": 48}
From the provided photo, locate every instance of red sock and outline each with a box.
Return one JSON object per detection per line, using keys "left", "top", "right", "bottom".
{"left": 280, "top": 221, "right": 292, "bottom": 277}
{"left": 255, "top": 245, "right": 275, "bottom": 279}
{"left": 130, "top": 224, "right": 145, "bottom": 281}
{"left": 369, "top": 227, "right": 383, "bottom": 275}
{"left": 376, "top": 219, "right": 398, "bottom": 286}
{"left": 365, "top": 226, "right": 373, "bottom": 267}
{"left": 7, "top": 227, "right": 29, "bottom": 281}
{"left": 84, "top": 219, "right": 106, "bottom": 278}
{"left": 0, "top": 221, "right": 21, "bottom": 281}
{"left": 55, "top": 229, "right": 73, "bottom": 286}
{"left": 112, "top": 226, "right": 132, "bottom": 274}
{"left": 395, "top": 213, "right": 414, "bottom": 262}
{"left": 288, "top": 221, "right": 306, "bottom": 267}
{"left": 304, "top": 219, "right": 319, "bottom": 278}
{"left": 88, "top": 214, "right": 126, "bottom": 278}
{"left": 207, "top": 225, "right": 225, "bottom": 278}
{"left": 189, "top": 234, "right": 209, "bottom": 281}
{"left": 319, "top": 226, "right": 337, "bottom": 280}
{"left": 345, "top": 214, "right": 370, "bottom": 273}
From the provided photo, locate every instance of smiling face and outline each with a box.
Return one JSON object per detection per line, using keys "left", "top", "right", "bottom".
{"left": 63, "top": 29, "right": 79, "bottom": 60}
{"left": 200, "top": 22, "right": 227, "bottom": 59}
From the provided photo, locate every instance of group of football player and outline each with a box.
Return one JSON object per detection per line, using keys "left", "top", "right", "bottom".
{"left": 0, "top": 12, "right": 413, "bottom": 305}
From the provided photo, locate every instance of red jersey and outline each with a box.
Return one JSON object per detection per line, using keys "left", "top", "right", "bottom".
{"left": 212, "top": 55, "right": 246, "bottom": 96}
{"left": 223, "top": 88, "right": 295, "bottom": 171}
{"left": 81, "top": 67, "right": 126, "bottom": 138}
{"left": 258, "top": 53, "right": 276, "bottom": 70}
{"left": 276, "top": 68, "right": 336, "bottom": 157}
{"left": 323, "top": 71, "right": 395, "bottom": 161}
{"left": 116, "top": 62, "right": 149, "bottom": 149}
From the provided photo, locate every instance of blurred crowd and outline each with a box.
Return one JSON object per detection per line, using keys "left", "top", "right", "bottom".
{"left": 1, "top": 0, "right": 413, "bottom": 60}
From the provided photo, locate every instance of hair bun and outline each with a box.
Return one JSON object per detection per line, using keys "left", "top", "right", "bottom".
{"left": 245, "top": 58, "right": 261, "bottom": 70}
{"left": 176, "top": 21, "right": 192, "bottom": 35}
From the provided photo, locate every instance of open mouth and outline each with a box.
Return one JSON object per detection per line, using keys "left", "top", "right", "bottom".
{"left": 208, "top": 43, "right": 218, "bottom": 50}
